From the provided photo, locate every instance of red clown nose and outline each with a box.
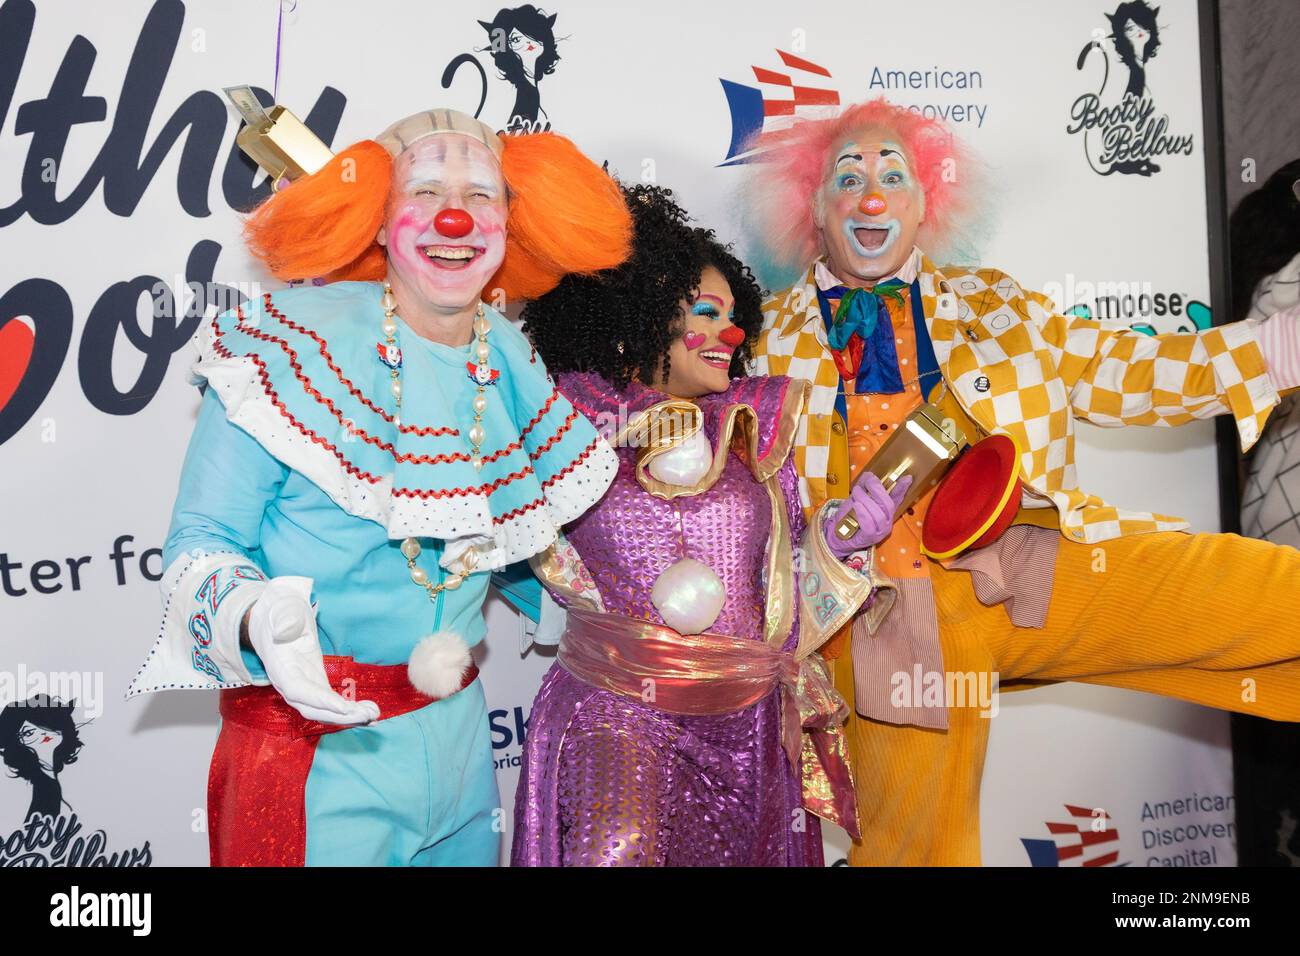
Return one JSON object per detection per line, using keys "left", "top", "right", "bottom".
{"left": 718, "top": 325, "right": 746, "bottom": 347}
{"left": 434, "top": 208, "right": 474, "bottom": 238}
{"left": 860, "top": 193, "right": 888, "bottom": 217}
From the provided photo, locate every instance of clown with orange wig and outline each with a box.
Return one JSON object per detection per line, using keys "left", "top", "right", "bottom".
{"left": 127, "top": 109, "right": 630, "bottom": 866}
{"left": 747, "top": 98, "right": 1300, "bottom": 866}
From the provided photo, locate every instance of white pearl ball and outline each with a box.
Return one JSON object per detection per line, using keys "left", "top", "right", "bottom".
{"left": 648, "top": 429, "right": 713, "bottom": 487}
{"left": 651, "top": 557, "right": 726, "bottom": 635}
{"left": 390, "top": 380, "right": 402, "bottom": 399}
{"left": 409, "top": 566, "right": 428, "bottom": 586}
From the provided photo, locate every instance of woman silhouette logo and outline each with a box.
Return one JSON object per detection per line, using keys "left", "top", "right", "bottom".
{"left": 1107, "top": 1, "right": 1162, "bottom": 100}
{"left": 0, "top": 696, "right": 84, "bottom": 821}
{"left": 478, "top": 6, "right": 562, "bottom": 132}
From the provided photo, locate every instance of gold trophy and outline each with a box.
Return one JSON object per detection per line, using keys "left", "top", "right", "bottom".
{"left": 223, "top": 85, "right": 333, "bottom": 184}
{"left": 834, "top": 403, "right": 967, "bottom": 541}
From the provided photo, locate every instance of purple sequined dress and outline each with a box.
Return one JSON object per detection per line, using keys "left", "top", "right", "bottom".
{"left": 511, "top": 372, "right": 823, "bottom": 866}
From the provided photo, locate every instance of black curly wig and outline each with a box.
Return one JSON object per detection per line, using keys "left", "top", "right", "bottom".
{"left": 521, "top": 183, "right": 765, "bottom": 390}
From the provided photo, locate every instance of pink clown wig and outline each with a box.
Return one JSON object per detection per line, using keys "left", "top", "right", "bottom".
{"left": 739, "top": 98, "right": 985, "bottom": 287}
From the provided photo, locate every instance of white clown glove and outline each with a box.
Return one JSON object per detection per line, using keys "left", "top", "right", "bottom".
{"left": 245, "top": 577, "right": 380, "bottom": 726}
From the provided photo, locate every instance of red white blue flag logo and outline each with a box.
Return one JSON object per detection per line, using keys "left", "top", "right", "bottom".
{"left": 718, "top": 50, "right": 840, "bottom": 166}
{"left": 1021, "top": 804, "right": 1125, "bottom": 866}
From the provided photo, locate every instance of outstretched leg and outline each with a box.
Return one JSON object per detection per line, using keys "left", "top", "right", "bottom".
{"left": 973, "top": 531, "right": 1300, "bottom": 717}
{"left": 841, "top": 530, "right": 1300, "bottom": 867}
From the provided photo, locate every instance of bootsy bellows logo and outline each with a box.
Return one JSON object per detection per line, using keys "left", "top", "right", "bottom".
{"left": 0, "top": 696, "right": 152, "bottom": 866}
{"left": 1066, "top": 2, "right": 1194, "bottom": 177}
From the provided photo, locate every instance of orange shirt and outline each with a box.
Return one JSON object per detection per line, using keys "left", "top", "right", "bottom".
{"left": 832, "top": 286, "right": 1058, "bottom": 579}
{"left": 839, "top": 288, "right": 934, "bottom": 579}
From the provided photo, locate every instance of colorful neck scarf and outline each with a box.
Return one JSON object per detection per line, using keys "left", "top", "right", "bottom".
{"left": 817, "top": 278, "right": 908, "bottom": 394}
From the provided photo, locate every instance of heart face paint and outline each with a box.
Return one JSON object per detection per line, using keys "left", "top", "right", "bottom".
{"left": 381, "top": 134, "right": 507, "bottom": 313}
{"left": 654, "top": 265, "right": 741, "bottom": 399}
{"left": 816, "top": 133, "right": 925, "bottom": 283}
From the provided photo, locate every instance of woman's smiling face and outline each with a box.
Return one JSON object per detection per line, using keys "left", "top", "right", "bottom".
{"left": 655, "top": 265, "right": 744, "bottom": 399}
{"left": 815, "top": 129, "right": 925, "bottom": 283}
{"left": 378, "top": 134, "right": 508, "bottom": 312}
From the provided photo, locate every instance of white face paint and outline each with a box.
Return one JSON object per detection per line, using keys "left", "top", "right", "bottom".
{"left": 815, "top": 132, "right": 925, "bottom": 283}
{"left": 378, "top": 134, "right": 509, "bottom": 313}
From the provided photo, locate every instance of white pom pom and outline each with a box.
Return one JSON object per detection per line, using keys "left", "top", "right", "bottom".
{"left": 651, "top": 557, "right": 726, "bottom": 635}
{"left": 407, "top": 631, "right": 472, "bottom": 698}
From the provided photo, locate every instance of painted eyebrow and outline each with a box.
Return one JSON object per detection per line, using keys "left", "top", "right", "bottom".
{"left": 693, "top": 294, "right": 725, "bottom": 307}
{"left": 835, "top": 153, "right": 864, "bottom": 168}
{"left": 403, "top": 177, "right": 499, "bottom": 192}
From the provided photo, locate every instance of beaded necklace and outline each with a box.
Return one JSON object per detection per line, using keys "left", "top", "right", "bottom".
{"left": 379, "top": 279, "right": 492, "bottom": 604}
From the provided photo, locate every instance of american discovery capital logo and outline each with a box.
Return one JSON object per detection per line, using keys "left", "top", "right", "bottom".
{"left": 49, "top": 886, "right": 150, "bottom": 936}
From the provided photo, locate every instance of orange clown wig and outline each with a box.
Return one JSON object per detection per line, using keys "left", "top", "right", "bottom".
{"left": 739, "top": 97, "right": 984, "bottom": 284}
{"left": 242, "top": 126, "right": 631, "bottom": 299}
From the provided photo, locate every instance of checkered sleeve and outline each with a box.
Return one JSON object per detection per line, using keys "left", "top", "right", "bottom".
{"left": 1025, "top": 288, "right": 1279, "bottom": 451}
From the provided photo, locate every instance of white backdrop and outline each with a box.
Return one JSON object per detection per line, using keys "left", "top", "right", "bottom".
{"left": 0, "top": 0, "right": 1235, "bottom": 866}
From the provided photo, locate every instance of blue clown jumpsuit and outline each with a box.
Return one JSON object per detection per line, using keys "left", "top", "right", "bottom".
{"left": 137, "top": 281, "right": 612, "bottom": 866}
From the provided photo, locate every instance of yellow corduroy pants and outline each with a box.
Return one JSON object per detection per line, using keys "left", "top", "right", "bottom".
{"left": 834, "top": 530, "right": 1300, "bottom": 866}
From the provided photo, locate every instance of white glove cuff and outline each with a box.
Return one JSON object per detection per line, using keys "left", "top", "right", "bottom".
{"left": 127, "top": 550, "right": 271, "bottom": 697}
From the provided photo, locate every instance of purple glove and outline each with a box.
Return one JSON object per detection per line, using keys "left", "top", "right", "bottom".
{"left": 825, "top": 474, "right": 913, "bottom": 559}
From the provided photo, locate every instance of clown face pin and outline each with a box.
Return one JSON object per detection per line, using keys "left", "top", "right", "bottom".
{"left": 467, "top": 361, "right": 500, "bottom": 386}
{"left": 377, "top": 341, "right": 403, "bottom": 370}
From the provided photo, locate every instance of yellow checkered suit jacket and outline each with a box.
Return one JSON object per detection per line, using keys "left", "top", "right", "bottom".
{"left": 753, "top": 256, "right": 1278, "bottom": 544}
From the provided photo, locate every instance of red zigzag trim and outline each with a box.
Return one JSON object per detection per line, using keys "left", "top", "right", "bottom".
{"left": 210, "top": 311, "right": 602, "bottom": 504}
{"left": 262, "top": 294, "right": 456, "bottom": 438}
{"left": 227, "top": 303, "right": 571, "bottom": 467}
{"left": 262, "top": 293, "right": 556, "bottom": 443}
